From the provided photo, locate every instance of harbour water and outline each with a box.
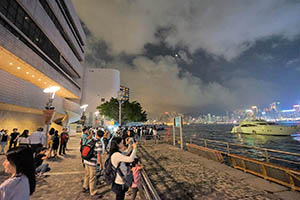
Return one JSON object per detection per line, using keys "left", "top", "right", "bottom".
{"left": 165, "top": 124, "right": 300, "bottom": 169}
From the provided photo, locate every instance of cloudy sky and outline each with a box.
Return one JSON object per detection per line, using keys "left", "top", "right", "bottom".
{"left": 72, "top": 0, "right": 300, "bottom": 116}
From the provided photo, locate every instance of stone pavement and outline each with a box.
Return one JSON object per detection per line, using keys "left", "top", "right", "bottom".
{"left": 0, "top": 134, "right": 141, "bottom": 200}
{"left": 0, "top": 134, "right": 299, "bottom": 200}
{"left": 138, "top": 142, "right": 300, "bottom": 200}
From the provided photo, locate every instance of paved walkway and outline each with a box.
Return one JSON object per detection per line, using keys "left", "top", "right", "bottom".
{"left": 138, "top": 142, "right": 300, "bottom": 200}
{"left": 0, "top": 134, "right": 141, "bottom": 200}
{"left": 0, "top": 134, "right": 299, "bottom": 199}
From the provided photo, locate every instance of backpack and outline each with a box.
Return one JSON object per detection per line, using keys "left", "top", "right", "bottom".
{"left": 103, "top": 156, "right": 119, "bottom": 185}
{"left": 103, "top": 155, "right": 134, "bottom": 187}
{"left": 81, "top": 139, "right": 96, "bottom": 160}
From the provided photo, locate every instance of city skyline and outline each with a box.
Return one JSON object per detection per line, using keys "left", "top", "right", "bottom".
{"left": 72, "top": 0, "right": 300, "bottom": 116}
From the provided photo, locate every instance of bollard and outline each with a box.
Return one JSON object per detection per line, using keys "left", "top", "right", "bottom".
{"left": 204, "top": 139, "right": 207, "bottom": 148}
{"left": 265, "top": 149, "right": 269, "bottom": 163}
{"left": 226, "top": 143, "right": 230, "bottom": 154}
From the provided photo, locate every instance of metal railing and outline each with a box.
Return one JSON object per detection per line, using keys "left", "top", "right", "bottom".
{"left": 186, "top": 137, "right": 300, "bottom": 170}
{"left": 140, "top": 169, "right": 161, "bottom": 200}
{"left": 138, "top": 133, "right": 300, "bottom": 170}
{"left": 138, "top": 132, "right": 300, "bottom": 191}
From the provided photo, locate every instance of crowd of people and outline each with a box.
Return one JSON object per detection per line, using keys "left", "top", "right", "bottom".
{"left": 0, "top": 125, "right": 159, "bottom": 199}
{"left": 80, "top": 126, "right": 147, "bottom": 200}
{"left": 0, "top": 127, "right": 70, "bottom": 199}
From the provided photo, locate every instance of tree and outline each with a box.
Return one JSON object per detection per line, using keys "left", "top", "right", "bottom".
{"left": 96, "top": 98, "right": 147, "bottom": 124}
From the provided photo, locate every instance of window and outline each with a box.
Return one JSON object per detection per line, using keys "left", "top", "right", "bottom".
{"left": 39, "top": 0, "right": 84, "bottom": 59}
{"left": 0, "top": 0, "right": 80, "bottom": 90}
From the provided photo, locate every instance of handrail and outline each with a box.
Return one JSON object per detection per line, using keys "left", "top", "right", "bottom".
{"left": 140, "top": 168, "right": 161, "bottom": 200}
{"left": 187, "top": 137, "right": 300, "bottom": 169}
{"left": 191, "top": 137, "right": 300, "bottom": 157}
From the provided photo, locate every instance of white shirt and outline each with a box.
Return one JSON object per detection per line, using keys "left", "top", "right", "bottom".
{"left": 0, "top": 174, "right": 30, "bottom": 200}
{"left": 17, "top": 137, "right": 30, "bottom": 144}
{"left": 111, "top": 148, "right": 136, "bottom": 185}
{"left": 28, "top": 131, "right": 45, "bottom": 144}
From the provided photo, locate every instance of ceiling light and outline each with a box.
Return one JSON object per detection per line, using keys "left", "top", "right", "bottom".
{"left": 26, "top": 72, "right": 29, "bottom": 75}
{"left": 38, "top": 79, "right": 41, "bottom": 81}
{"left": 44, "top": 82, "right": 47, "bottom": 84}
{"left": 32, "top": 75, "right": 35, "bottom": 77}
{"left": 9, "top": 62, "right": 13, "bottom": 65}
{"left": 17, "top": 67, "right": 21, "bottom": 70}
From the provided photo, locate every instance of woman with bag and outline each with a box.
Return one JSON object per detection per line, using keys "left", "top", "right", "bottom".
{"left": 109, "top": 137, "right": 137, "bottom": 200}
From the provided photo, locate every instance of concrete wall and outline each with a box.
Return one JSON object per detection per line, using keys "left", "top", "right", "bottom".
{"left": 81, "top": 68, "right": 120, "bottom": 113}
{"left": 18, "top": 0, "right": 84, "bottom": 76}
{"left": 0, "top": 23, "right": 81, "bottom": 98}
{"left": 0, "top": 110, "right": 63, "bottom": 135}
{"left": 0, "top": 69, "right": 64, "bottom": 113}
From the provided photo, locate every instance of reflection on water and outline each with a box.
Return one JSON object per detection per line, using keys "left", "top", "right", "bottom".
{"left": 178, "top": 124, "right": 300, "bottom": 154}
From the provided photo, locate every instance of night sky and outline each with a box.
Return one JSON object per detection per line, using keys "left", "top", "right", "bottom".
{"left": 72, "top": 0, "right": 300, "bottom": 116}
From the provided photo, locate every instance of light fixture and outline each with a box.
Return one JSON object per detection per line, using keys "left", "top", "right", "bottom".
{"left": 80, "top": 104, "right": 88, "bottom": 109}
{"left": 17, "top": 67, "right": 21, "bottom": 70}
{"left": 26, "top": 72, "right": 29, "bottom": 74}
{"left": 80, "top": 104, "right": 88, "bottom": 112}
{"left": 44, "top": 82, "right": 47, "bottom": 84}
{"left": 38, "top": 78, "right": 41, "bottom": 81}
{"left": 9, "top": 62, "right": 13, "bottom": 65}
{"left": 32, "top": 75, "right": 35, "bottom": 77}
{"left": 43, "top": 86, "right": 60, "bottom": 99}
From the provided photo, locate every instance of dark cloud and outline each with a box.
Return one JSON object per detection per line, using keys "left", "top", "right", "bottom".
{"left": 73, "top": 0, "right": 300, "bottom": 116}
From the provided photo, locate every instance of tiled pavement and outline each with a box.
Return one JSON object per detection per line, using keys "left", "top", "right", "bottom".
{"left": 0, "top": 134, "right": 299, "bottom": 200}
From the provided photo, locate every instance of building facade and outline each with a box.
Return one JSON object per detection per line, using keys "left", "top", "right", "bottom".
{"left": 0, "top": 0, "right": 86, "bottom": 132}
{"left": 81, "top": 68, "right": 120, "bottom": 126}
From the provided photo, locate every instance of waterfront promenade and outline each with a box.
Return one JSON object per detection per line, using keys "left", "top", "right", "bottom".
{"left": 138, "top": 142, "right": 300, "bottom": 200}
{"left": 0, "top": 134, "right": 141, "bottom": 200}
{"left": 0, "top": 134, "right": 299, "bottom": 199}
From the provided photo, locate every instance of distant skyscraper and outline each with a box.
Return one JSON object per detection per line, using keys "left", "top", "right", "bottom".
{"left": 120, "top": 85, "right": 130, "bottom": 101}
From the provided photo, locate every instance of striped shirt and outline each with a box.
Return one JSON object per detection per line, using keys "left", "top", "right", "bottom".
{"left": 83, "top": 139, "right": 104, "bottom": 167}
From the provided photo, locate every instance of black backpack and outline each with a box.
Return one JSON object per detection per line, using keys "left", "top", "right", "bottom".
{"left": 81, "top": 139, "right": 96, "bottom": 160}
{"left": 103, "top": 155, "right": 134, "bottom": 187}
{"left": 103, "top": 155, "right": 120, "bottom": 184}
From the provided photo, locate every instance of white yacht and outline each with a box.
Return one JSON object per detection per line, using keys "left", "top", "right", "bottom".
{"left": 231, "top": 119, "right": 298, "bottom": 136}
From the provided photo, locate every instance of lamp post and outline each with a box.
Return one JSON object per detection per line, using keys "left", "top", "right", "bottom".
{"left": 117, "top": 91, "right": 124, "bottom": 126}
{"left": 43, "top": 86, "right": 60, "bottom": 148}
{"left": 80, "top": 104, "right": 88, "bottom": 126}
{"left": 94, "top": 111, "right": 100, "bottom": 127}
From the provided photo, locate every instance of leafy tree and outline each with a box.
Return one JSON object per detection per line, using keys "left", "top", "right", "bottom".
{"left": 96, "top": 98, "right": 147, "bottom": 124}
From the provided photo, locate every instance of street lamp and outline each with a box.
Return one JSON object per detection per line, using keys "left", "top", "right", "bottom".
{"left": 117, "top": 91, "right": 124, "bottom": 126}
{"left": 43, "top": 86, "right": 60, "bottom": 109}
{"left": 80, "top": 104, "right": 88, "bottom": 126}
{"left": 43, "top": 86, "right": 60, "bottom": 147}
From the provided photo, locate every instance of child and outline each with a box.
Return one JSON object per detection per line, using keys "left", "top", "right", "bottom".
{"left": 131, "top": 158, "right": 143, "bottom": 200}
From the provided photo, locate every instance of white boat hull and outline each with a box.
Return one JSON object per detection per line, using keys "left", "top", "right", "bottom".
{"left": 231, "top": 125, "right": 297, "bottom": 136}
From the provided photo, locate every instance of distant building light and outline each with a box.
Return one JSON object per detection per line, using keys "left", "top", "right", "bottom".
{"left": 281, "top": 109, "right": 296, "bottom": 113}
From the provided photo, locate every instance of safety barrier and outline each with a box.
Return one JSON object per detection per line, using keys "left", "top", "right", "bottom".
{"left": 187, "top": 137, "right": 300, "bottom": 170}
{"left": 186, "top": 143, "right": 224, "bottom": 163}
{"left": 229, "top": 153, "right": 300, "bottom": 191}
{"left": 140, "top": 168, "right": 161, "bottom": 200}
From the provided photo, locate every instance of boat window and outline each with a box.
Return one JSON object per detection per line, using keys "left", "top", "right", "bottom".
{"left": 257, "top": 123, "right": 267, "bottom": 125}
